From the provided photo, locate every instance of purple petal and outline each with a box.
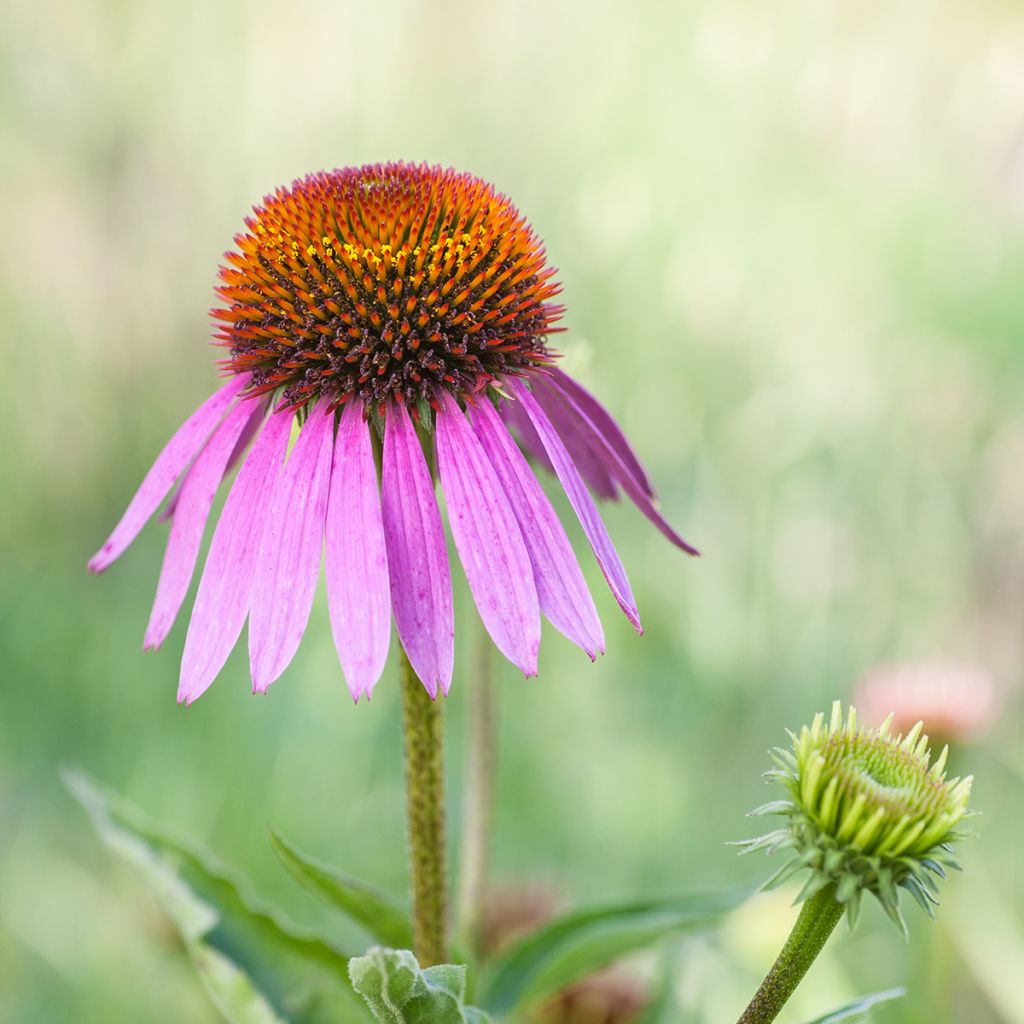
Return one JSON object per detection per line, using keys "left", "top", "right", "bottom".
{"left": 546, "top": 368, "right": 655, "bottom": 498}
{"left": 325, "top": 399, "right": 392, "bottom": 702}
{"left": 437, "top": 392, "right": 541, "bottom": 676}
{"left": 470, "top": 398, "right": 604, "bottom": 659}
{"left": 143, "top": 398, "right": 263, "bottom": 650}
{"left": 248, "top": 401, "right": 335, "bottom": 693}
{"left": 532, "top": 385, "right": 619, "bottom": 500}
{"left": 159, "top": 396, "right": 268, "bottom": 523}
{"left": 89, "top": 375, "right": 249, "bottom": 572}
{"left": 177, "top": 409, "right": 294, "bottom": 705}
{"left": 500, "top": 398, "right": 554, "bottom": 475}
{"left": 381, "top": 401, "right": 454, "bottom": 698}
{"left": 545, "top": 376, "right": 699, "bottom": 556}
{"left": 508, "top": 380, "right": 642, "bottom": 632}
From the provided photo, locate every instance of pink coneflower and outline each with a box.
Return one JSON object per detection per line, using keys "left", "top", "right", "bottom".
{"left": 853, "top": 659, "right": 998, "bottom": 744}
{"left": 89, "top": 162, "right": 696, "bottom": 704}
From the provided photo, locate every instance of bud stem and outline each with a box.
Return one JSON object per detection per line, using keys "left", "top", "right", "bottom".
{"left": 736, "top": 883, "right": 844, "bottom": 1024}
{"left": 400, "top": 649, "right": 447, "bottom": 966}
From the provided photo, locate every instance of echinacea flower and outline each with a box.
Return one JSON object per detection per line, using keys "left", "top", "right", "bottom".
{"left": 89, "top": 161, "right": 696, "bottom": 704}
{"left": 853, "top": 659, "right": 998, "bottom": 744}
{"left": 739, "top": 702, "right": 973, "bottom": 934}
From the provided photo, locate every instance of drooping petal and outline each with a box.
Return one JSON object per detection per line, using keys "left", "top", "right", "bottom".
{"left": 532, "top": 385, "right": 619, "bottom": 500}
{"left": 436, "top": 392, "right": 540, "bottom": 676}
{"left": 546, "top": 368, "right": 656, "bottom": 498}
{"left": 545, "top": 376, "right": 699, "bottom": 556}
{"left": 176, "top": 409, "right": 294, "bottom": 705}
{"left": 143, "top": 397, "right": 264, "bottom": 650}
{"left": 249, "top": 401, "right": 335, "bottom": 693}
{"left": 381, "top": 401, "right": 454, "bottom": 698}
{"left": 89, "top": 375, "right": 249, "bottom": 572}
{"left": 470, "top": 398, "right": 604, "bottom": 659}
{"left": 500, "top": 398, "right": 554, "bottom": 475}
{"left": 509, "top": 380, "right": 641, "bottom": 632}
{"left": 159, "top": 396, "right": 268, "bottom": 523}
{"left": 325, "top": 399, "right": 391, "bottom": 702}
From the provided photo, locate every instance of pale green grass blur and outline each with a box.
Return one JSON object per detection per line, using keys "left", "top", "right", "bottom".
{"left": 2, "top": 2, "right": 1024, "bottom": 1022}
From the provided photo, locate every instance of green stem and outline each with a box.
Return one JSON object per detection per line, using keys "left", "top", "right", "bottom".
{"left": 736, "top": 884, "right": 844, "bottom": 1024}
{"left": 456, "top": 629, "right": 496, "bottom": 951}
{"left": 400, "top": 649, "right": 447, "bottom": 966}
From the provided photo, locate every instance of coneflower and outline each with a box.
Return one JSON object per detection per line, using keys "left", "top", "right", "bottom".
{"left": 89, "top": 161, "right": 696, "bottom": 705}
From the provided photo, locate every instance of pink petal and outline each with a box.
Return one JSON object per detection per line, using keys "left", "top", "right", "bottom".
{"left": 381, "top": 401, "right": 454, "bottom": 698}
{"left": 159, "top": 396, "right": 268, "bottom": 523}
{"left": 177, "top": 409, "right": 294, "bottom": 705}
{"left": 470, "top": 398, "right": 604, "bottom": 659}
{"left": 532, "top": 386, "right": 619, "bottom": 500}
{"left": 546, "top": 376, "right": 699, "bottom": 556}
{"left": 325, "top": 399, "right": 391, "bottom": 702}
{"left": 436, "top": 392, "right": 541, "bottom": 676}
{"left": 248, "top": 402, "right": 335, "bottom": 693}
{"left": 546, "top": 369, "right": 656, "bottom": 498}
{"left": 509, "top": 380, "right": 642, "bottom": 632}
{"left": 500, "top": 398, "right": 554, "bottom": 475}
{"left": 143, "top": 398, "right": 264, "bottom": 650}
{"left": 88, "top": 375, "right": 249, "bottom": 572}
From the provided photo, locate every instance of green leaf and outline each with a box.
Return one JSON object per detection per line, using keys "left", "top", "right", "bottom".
{"left": 349, "top": 947, "right": 491, "bottom": 1023}
{"left": 269, "top": 827, "right": 413, "bottom": 949}
{"left": 479, "top": 889, "right": 748, "bottom": 1015}
{"left": 800, "top": 988, "right": 906, "bottom": 1024}
{"left": 65, "top": 768, "right": 368, "bottom": 1024}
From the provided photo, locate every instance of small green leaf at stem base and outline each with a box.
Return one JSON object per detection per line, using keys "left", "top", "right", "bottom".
{"left": 349, "top": 947, "right": 491, "bottom": 1023}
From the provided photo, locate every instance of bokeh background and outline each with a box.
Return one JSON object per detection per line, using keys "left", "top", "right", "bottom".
{"left": 3, "top": 1, "right": 1024, "bottom": 1021}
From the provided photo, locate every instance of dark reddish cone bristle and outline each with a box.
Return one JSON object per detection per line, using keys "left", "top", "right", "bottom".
{"left": 213, "top": 162, "right": 566, "bottom": 412}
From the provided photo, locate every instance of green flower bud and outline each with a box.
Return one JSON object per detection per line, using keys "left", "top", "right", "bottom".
{"left": 738, "top": 701, "right": 973, "bottom": 935}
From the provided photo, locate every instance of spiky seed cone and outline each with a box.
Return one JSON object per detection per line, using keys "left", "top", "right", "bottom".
{"left": 737, "top": 701, "right": 973, "bottom": 935}
{"left": 215, "top": 162, "right": 563, "bottom": 414}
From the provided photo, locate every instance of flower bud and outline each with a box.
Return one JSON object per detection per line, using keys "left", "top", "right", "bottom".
{"left": 738, "top": 701, "right": 973, "bottom": 935}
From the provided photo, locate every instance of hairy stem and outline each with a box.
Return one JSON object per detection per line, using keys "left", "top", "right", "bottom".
{"left": 400, "top": 649, "right": 447, "bottom": 966}
{"left": 457, "top": 630, "right": 496, "bottom": 950}
{"left": 737, "top": 883, "right": 844, "bottom": 1024}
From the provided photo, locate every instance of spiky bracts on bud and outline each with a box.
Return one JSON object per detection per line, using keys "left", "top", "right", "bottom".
{"left": 738, "top": 702, "right": 973, "bottom": 935}
{"left": 215, "top": 161, "right": 564, "bottom": 413}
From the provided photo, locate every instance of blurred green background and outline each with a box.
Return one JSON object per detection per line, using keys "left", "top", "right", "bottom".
{"left": 2, "top": 1, "right": 1024, "bottom": 1021}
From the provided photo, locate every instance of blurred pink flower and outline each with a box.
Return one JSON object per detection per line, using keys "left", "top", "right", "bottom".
{"left": 480, "top": 881, "right": 562, "bottom": 957}
{"left": 853, "top": 659, "right": 998, "bottom": 743}
{"left": 88, "top": 162, "right": 696, "bottom": 704}
{"left": 481, "top": 882, "right": 649, "bottom": 1024}
{"left": 534, "top": 968, "right": 649, "bottom": 1024}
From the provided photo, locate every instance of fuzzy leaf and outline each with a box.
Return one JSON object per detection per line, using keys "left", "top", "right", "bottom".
{"left": 270, "top": 827, "right": 414, "bottom": 949}
{"left": 479, "top": 889, "right": 747, "bottom": 1015}
{"left": 65, "top": 768, "right": 367, "bottom": 1024}
{"left": 349, "top": 947, "right": 491, "bottom": 1023}
{"left": 800, "top": 988, "right": 905, "bottom": 1023}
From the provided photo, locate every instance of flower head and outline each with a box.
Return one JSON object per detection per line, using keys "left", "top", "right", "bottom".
{"left": 740, "top": 702, "right": 973, "bottom": 934}
{"left": 89, "top": 162, "right": 696, "bottom": 704}
{"left": 217, "top": 163, "right": 562, "bottom": 411}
